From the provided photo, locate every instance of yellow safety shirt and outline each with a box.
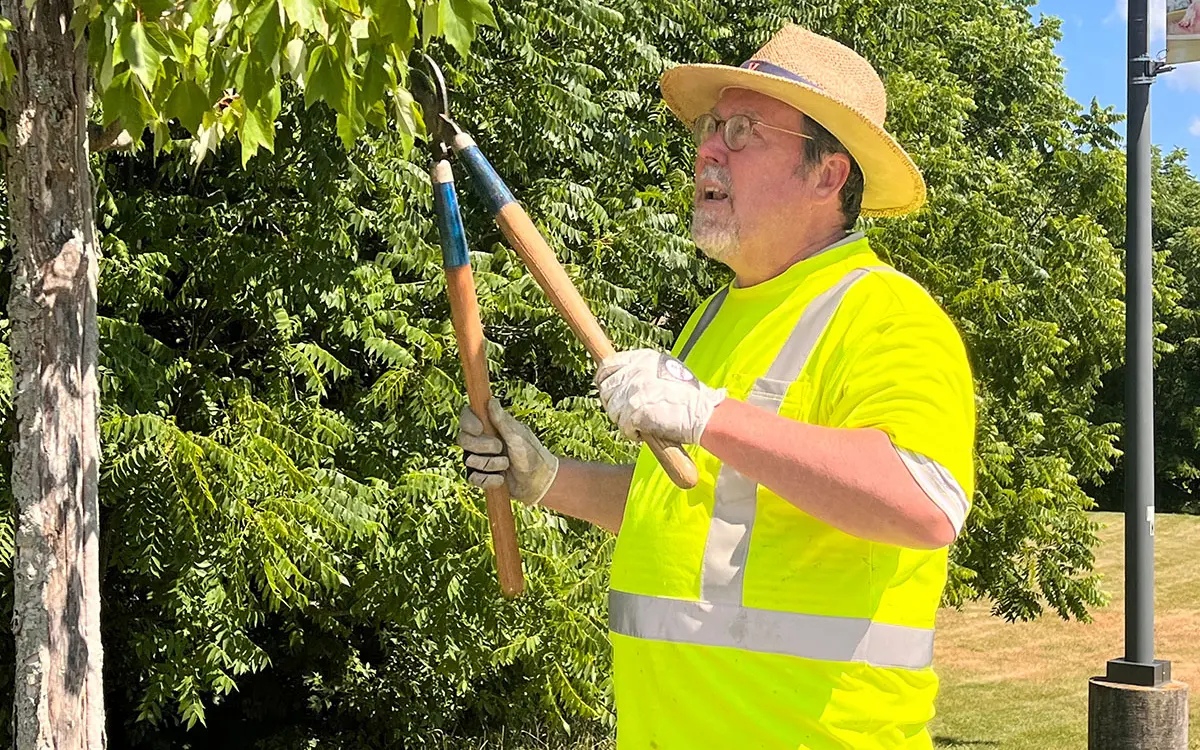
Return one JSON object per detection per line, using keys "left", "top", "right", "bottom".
{"left": 609, "top": 232, "right": 975, "bottom": 749}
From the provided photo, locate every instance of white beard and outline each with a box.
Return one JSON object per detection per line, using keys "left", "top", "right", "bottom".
{"left": 691, "top": 208, "right": 740, "bottom": 263}
{"left": 691, "top": 163, "right": 740, "bottom": 262}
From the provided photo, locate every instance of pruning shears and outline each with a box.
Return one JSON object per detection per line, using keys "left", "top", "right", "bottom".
{"left": 411, "top": 55, "right": 525, "bottom": 598}
{"left": 411, "top": 53, "right": 701, "bottom": 596}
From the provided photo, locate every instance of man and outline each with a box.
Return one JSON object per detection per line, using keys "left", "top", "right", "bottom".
{"left": 458, "top": 24, "right": 975, "bottom": 750}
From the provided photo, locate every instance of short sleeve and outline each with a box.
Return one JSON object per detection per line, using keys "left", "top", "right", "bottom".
{"left": 820, "top": 271, "right": 977, "bottom": 532}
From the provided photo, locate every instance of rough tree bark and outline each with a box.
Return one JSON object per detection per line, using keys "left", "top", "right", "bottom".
{"left": 2, "top": 0, "right": 105, "bottom": 746}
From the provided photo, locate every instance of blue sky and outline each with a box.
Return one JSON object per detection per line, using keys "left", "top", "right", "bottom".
{"left": 1033, "top": 0, "right": 1200, "bottom": 175}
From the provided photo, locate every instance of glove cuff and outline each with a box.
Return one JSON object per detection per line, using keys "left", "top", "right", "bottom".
{"left": 692, "top": 386, "right": 729, "bottom": 444}
{"left": 524, "top": 453, "right": 560, "bottom": 507}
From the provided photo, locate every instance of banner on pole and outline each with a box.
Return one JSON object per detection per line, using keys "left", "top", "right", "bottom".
{"left": 1168, "top": 0, "right": 1200, "bottom": 63}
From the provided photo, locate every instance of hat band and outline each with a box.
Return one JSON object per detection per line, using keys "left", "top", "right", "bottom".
{"left": 740, "top": 60, "right": 823, "bottom": 90}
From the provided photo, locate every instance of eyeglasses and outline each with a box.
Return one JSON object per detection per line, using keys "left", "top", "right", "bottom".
{"left": 691, "top": 112, "right": 813, "bottom": 151}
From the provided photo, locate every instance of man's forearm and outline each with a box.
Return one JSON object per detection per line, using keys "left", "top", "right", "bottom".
{"left": 698, "top": 398, "right": 956, "bottom": 549}
{"left": 539, "top": 459, "right": 634, "bottom": 534}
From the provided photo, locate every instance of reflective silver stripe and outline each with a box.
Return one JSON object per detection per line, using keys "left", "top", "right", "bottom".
{"left": 699, "top": 468, "right": 758, "bottom": 600}
{"left": 699, "top": 266, "right": 883, "bottom": 603}
{"left": 616, "top": 262, "right": 942, "bottom": 670}
{"left": 677, "top": 287, "right": 728, "bottom": 363}
{"left": 896, "top": 446, "right": 970, "bottom": 535}
{"left": 764, "top": 268, "right": 872, "bottom": 381}
{"left": 609, "top": 590, "right": 935, "bottom": 670}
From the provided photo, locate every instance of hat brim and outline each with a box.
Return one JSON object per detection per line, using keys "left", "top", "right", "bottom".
{"left": 660, "top": 64, "right": 926, "bottom": 217}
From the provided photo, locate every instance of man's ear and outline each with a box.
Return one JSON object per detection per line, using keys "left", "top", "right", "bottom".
{"left": 813, "top": 152, "right": 852, "bottom": 205}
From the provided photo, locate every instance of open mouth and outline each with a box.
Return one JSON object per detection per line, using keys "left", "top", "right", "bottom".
{"left": 701, "top": 187, "right": 730, "bottom": 202}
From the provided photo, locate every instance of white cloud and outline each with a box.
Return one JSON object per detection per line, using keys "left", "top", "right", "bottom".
{"left": 1165, "top": 61, "right": 1200, "bottom": 91}
{"left": 1190, "top": 116, "right": 1200, "bottom": 135}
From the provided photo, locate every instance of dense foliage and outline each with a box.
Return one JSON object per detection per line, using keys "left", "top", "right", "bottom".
{"left": 0, "top": 0, "right": 496, "bottom": 159}
{"left": 1, "top": 0, "right": 1198, "bottom": 746}
{"left": 1090, "top": 147, "right": 1200, "bottom": 516}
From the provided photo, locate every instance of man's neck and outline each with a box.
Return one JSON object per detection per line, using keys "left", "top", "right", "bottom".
{"left": 732, "top": 226, "right": 852, "bottom": 288}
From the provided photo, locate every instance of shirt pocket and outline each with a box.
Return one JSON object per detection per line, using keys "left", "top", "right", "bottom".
{"left": 739, "top": 373, "right": 816, "bottom": 423}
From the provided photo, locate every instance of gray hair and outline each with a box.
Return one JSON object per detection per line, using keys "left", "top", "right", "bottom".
{"left": 798, "top": 116, "right": 864, "bottom": 230}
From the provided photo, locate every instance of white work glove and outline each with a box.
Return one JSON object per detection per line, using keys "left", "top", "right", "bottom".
{"left": 457, "top": 399, "right": 559, "bottom": 506}
{"left": 594, "top": 349, "right": 727, "bottom": 445}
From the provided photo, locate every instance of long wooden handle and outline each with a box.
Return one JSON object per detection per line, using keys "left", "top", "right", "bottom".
{"left": 433, "top": 160, "right": 524, "bottom": 597}
{"left": 447, "top": 266, "right": 524, "bottom": 597}
{"left": 493, "top": 205, "right": 698, "bottom": 490}
{"left": 450, "top": 133, "right": 697, "bottom": 490}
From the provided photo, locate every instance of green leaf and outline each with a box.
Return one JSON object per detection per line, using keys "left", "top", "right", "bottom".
{"left": 187, "top": 0, "right": 216, "bottom": 30}
{"left": 142, "top": 20, "right": 176, "bottom": 59}
{"left": 375, "top": 0, "right": 415, "bottom": 46}
{"left": 240, "top": 107, "right": 275, "bottom": 166}
{"left": 165, "top": 79, "right": 210, "bottom": 135}
{"left": 421, "top": 0, "right": 440, "bottom": 47}
{"left": 191, "top": 27, "right": 211, "bottom": 74}
{"left": 438, "top": 7, "right": 469, "bottom": 59}
{"left": 231, "top": 54, "right": 250, "bottom": 92}
{"left": 101, "top": 70, "right": 157, "bottom": 141}
{"left": 436, "top": 0, "right": 496, "bottom": 58}
{"left": 365, "top": 100, "right": 387, "bottom": 130}
{"left": 138, "top": 0, "right": 176, "bottom": 18}
{"left": 241, "top": 59, "right": 276, "bottom": 110}
{"left": 282, "top": 0, "right": 321, "bottom": 29}
{"left": 462, "top": 0, "right": 498, "bottom": 28}
{"left": 392, "top": 85, "right": 417, "bottom": 152}
{"left": 151, "top": 119, "right": 172, "bottom": 157}
{"left": 304, "top": 44, "right": 345, "bottom": 110}
{"left": 251, "top": 0, "right": 285, "bottom": 69}
{"left": 206, "top": 53, "right": 229, "bottom": 104}
{"left": 165, "top": 28, "right": 194, "bottom": 66}
{"left": 335, "top": 85, "right": 364, "bottom": 147}
{"left": 265, "top": 79, "right": 282, "bottom": 122}
{"left": 98, "top": 71, "right": 127, "bottom": 126}
{"left": 245, "top": 0, "right": 282, "bottom": 45}
{"left": 69, "top": 5, "right": 92, "bottom": 39}
{"left": 360, "top": 48, "right": 388, "bottom": 110}
{"left": 120, "top": 22, "right": 164, "bottom": 88}
{"left": 96, "top": 31, "right": 124, "bottom": 90}
{"left": 285, "top": 38, "right": 307, "bottom": 86}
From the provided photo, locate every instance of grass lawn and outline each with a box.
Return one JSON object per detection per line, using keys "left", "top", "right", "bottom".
{"left": 929, "top": 511, "right": 1199, "bottom": 749}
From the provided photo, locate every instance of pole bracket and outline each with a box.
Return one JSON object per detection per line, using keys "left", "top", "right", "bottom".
{"left": 1106, "top": 658, "right": 1172, "bottom": 687}
{"left": 1131, "top": 55, "right": 1173, "bottom": 84}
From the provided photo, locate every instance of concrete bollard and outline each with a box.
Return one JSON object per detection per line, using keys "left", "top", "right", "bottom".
{"left": 1088, "top": 678, "right": 1189, "bottom": 750}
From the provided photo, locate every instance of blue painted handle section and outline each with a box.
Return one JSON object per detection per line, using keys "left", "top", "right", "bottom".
{"left": 458, "top": 145, "right": 517, "bottom": 215}
{"left": 433, "top": 177, "right": 470, "bottom": 269}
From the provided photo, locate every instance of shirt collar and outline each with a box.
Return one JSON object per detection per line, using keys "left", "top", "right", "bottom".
{"left": 813, "top": 230, "right": 866, "bottom": 256}
{"left": 727, "top": 231, "right": 871, "bottom": 298}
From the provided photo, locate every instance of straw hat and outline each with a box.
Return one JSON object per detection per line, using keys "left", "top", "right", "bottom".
{"left": 660, "top": 24, "right": 926, "bottom": 217}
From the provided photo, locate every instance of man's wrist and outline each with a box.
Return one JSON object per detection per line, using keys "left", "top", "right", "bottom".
{"left": 698, "top": 397, "right": 740, "bottom": 451}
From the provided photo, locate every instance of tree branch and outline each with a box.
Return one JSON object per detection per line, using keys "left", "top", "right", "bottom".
{"left": 89, "top": 120, "right": 133, "bottom": 152}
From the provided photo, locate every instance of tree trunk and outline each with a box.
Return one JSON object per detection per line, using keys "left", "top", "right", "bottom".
{"left": 2, "top": 0, "right": 105, "bottom": 746}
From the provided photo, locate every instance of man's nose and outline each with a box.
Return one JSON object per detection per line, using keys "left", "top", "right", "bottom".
{"left": 696, "top": 127, "right": 728, "bottom": 167}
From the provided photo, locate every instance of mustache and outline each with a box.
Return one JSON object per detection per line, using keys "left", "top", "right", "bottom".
{"left": 696, "top": 165, "right": 732, "bottom": 197}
